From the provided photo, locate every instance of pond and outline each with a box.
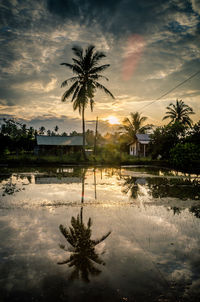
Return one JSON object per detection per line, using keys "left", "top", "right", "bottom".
{"left": 0, "top": 166, "right": 200, "bottom": 302}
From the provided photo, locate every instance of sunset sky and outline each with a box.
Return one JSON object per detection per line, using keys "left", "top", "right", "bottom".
{"left": 0, "top": 0, "right": 200, "bottom": 133}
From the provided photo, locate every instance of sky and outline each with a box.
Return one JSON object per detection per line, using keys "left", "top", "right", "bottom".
{"left": 0, "top": 0, "right": 200, "bottom": 133}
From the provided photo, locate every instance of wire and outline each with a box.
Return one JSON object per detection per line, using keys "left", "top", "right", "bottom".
{"left": 138, "top": 69, "right": 200, "bottom": 112}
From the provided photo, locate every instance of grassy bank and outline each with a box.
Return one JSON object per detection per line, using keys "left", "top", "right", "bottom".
{"left": 0, "top": 153, "right": 199, "bottom": 174}
{"left": 0, "top": 153, "right": 167, "bottom": 167}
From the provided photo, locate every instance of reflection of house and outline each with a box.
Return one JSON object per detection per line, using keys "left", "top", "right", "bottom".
{"left": 35, "top": 135, "right": 83, "bottom": 154}
{"left": 129, "top": 134, "right": 151, "bottom": 157}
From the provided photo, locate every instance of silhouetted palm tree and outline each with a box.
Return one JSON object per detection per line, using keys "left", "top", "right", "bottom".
{"left": 54, "top": 125, "right": 59, "bottom": 134}
{"left": 61, "top": 45, "right": 114, "bottom": 157}
{"left": 163, "top": 99, "right": 194, "bottom": 127}
{"left": 58, "top": 212, "right": 111, "bottom": 282}
{"left": 120, "top": 112, "right": 149, "bottom": 141}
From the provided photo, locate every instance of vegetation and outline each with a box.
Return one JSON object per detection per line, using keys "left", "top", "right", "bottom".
{"left": 60, "top": 45, "right": 114, "bottom": 157}
{"left": 120, "top": 112, "right": 149, "bottom": 140}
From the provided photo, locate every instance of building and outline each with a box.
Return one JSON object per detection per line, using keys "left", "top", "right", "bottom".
{"left": 129, "top": 134, "right": 151, "bottom": 157}
{"left": 35, "top": 135, "right": 84, "bottom": 155}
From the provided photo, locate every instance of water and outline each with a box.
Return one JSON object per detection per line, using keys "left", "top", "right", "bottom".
{"left": 0, "top": 166, "right": 200, "bottom": 302}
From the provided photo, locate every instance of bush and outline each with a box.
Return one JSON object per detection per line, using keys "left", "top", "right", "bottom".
{"left": 170, "top": 142, "right": 200, "bottom": 171}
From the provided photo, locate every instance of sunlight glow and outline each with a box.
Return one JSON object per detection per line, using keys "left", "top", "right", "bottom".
{"left": 105, "top": 116, "right": 120, "bottom": 125}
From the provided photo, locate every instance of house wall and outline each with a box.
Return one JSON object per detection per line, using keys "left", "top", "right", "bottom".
{"left": 129, "top": 142, "right": 137, "bottom": 156}
{"left": 129, "top": 141, "right": 149, "bottom": 157}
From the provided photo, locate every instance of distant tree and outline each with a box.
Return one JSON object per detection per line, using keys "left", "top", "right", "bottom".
{"left": 60, "top": 45, "right": 114, "bottom": 158}
{"left": 47, "top": 130, "right": 51, "bottom": 136}
{"left": 54, "top": 125, "right": 59, "bottom": 134}
{"left": 39, "top": 126, "right": 45, "bottom": 135}
{"left": 163, "top": 99, "right": 195, "bottom": 127}
{"left": 28, "top": 127, "right": 34, "bottom": 139}
{"left": 61, "top": 132, "right": 68, "bottom": 136}
{"left": 120, "top": 112, "right": 149, "bottom": 141}
{"left": 70, "top": 130, "right": 81, "bottom": 136}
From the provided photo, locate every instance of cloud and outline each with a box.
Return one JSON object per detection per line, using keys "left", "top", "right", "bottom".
{"left": 191, "top": 0, "right": 200, "bottom": 14}
{"left": 0, "top": 0, "right": 199, "bottom": 130}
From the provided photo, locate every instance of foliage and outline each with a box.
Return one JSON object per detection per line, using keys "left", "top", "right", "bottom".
{"left": 149, "top": 122, "right": 186, "bottom": 159}
{"left": 0, "top": 119, "right": 36, "bottom": 154}
{"left": 170, "top": 142, "right": 200, "bottom": 171}
{"left": 120, "top": 112, "right": 149, "bottom": 141}
{"left": 163, "top": 99, "right": 195, "bottom": 127}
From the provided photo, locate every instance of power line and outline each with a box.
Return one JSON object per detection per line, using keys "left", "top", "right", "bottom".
{"left": 138, "top": 69, "right": 200, "bottom": 112}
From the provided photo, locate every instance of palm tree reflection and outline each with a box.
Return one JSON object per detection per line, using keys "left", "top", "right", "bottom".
{"left": 58, "top": 212, "right": 111, "bottom": 282}
{"left": 122, "top": 177, "right": 140, "bottom": 199}
{"left": 58, "top": 169, "right": 111, "bottom": 282}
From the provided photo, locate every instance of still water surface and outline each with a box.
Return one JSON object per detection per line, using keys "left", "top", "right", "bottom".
{"left": 0, "top": 166, "right": 200, "bottom": 302}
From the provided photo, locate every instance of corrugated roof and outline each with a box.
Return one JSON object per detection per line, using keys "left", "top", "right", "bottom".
{"left": 36, "top": 135, "right": 83, "bottom": 146}
{"left": 136, "top": 134, "right": 151, "bottom": 142}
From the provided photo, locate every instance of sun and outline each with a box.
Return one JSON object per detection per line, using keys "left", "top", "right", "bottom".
{"left": 105, "top": 116, "right": 120, "bottom": 125}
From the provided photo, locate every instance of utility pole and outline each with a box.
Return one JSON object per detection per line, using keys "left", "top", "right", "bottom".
{"left": 93, "top": 116, "right": 98, "bottom": 156}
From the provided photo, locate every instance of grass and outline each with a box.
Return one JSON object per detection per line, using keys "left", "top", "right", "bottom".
{"left": 0, "top": 152, "right": 169, "bottom": 169}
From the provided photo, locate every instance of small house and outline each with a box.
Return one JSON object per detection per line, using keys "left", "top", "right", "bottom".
{"left": 129, "top": 134, "right": 151, "bottom": 157}
{"left": 35, "top": 135, "right": 84, "bottom": 155}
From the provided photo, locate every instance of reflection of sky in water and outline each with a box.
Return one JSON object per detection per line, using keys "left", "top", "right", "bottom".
{"left": 0, "top": 166, "right": 200, "bottom": 301}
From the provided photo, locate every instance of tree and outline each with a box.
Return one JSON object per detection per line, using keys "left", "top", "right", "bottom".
{"left": 54, "top": 125, "right": 59, "bottom": 134}
{"left": 60, "top": 45, "right": 114, "bottom": 158}
{"left": 163, "top": 99, "right": 195, "bottom": 127}
{"left": 149, "top": 122, "right": 186, "bottom": 159}
{"left": 39, "top": 126, "right": 45, "bottom": 135}
{"left": 120, "top": 112, "right": 149, "bottom": 141}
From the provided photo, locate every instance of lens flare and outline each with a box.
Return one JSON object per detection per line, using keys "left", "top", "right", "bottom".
{"left": 122, "top": 34, "right": 145, "bottom": 81}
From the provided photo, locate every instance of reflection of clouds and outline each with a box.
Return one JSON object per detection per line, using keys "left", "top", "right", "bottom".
{"left": 1, "top": 167, "right": 200, "bottom": 299}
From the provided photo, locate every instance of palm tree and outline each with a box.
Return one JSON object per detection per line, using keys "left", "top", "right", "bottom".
{"left": 54, "top": 125, "right": 59, "bottom": 134}
{"left": 60, "top": 45, "right": 114, "bottom": 157}
{"left": 163, "top": 99, "right": 195, "bottom": 127}
{"left": 120, "top": 112, "right": 148, "bottom": 141}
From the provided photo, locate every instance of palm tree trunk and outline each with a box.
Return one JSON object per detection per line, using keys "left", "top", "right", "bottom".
{"left": 82, "top": 107, "right": 87, "bottom": 160}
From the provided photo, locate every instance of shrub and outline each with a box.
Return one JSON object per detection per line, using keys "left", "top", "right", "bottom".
{"left": 170, "top": 142, "right": 200, "bottom": 171}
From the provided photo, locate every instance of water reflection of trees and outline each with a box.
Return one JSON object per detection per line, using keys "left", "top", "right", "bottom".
{"left": 58, "top": 212, "right": 111, "bottom": 282}
{"left": 58, "top": 169, "right": 111, "bottom": 282}
{"left": 190, "top": 205, "right": 200, "bottom": 218}
{"left": 122, "top": 176, "right": 200, "bottom": 201}
{"left": 147, "top": 178, "right": 200, "bottom": 200}
{"left": 122, "top": 177, "right": 140, "bottom": 199}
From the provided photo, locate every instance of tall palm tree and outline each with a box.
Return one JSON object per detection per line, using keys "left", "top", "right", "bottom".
{"left": 61, "top": 45, "right": 114, "bottom": 157}
{"left": 120, "top": 112, "right": 148, "bottom": 141}
{"left": 163, "top": 99, "right": 195, "bottom": 127}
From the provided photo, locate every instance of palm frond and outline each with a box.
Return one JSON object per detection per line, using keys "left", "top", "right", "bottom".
{"left": 94, "top": 81, "right": 115, "bottom": 99}
{"left": 89, "top": 64, "right": 110, "bottom": 74}
{"left": 61, "top": 81, "right": 79, "bottom": 102}
{"left": 61, "top": 63, "right": 83, "bottom": 75}
{"left": 61, "top": 76, "right": 79, "bottom": 88}
{"left": 93, "top": 231, "right": 111, "bottom": 245}
{"left": 72, "top": 45, "right": 83, "bottom": 59}
{"left": 90, "top": 74, "right": 109, "bottom": 81}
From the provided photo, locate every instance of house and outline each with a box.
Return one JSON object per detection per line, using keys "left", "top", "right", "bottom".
{"left": 129, "top": 134, "right": 151, "bottom": 157}
{"left": 35, "top": 135, "right": 84, "bottom": 155}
